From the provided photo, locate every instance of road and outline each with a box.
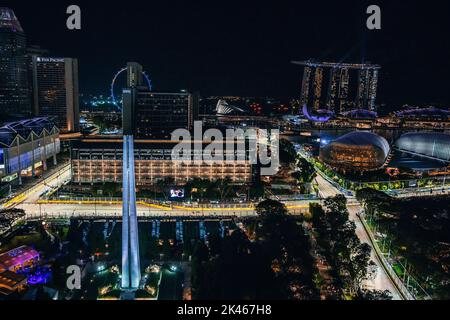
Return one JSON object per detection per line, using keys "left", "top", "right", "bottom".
{"left": 2, "top": 163, "right": 71, "bottom": 209}
{"left": 17, "top": 200, "right": 313, "bottom": 219}
{"left": 387, "top": 186, "right": 450, "bottom": 198}
{"left": 315, "top": 171, "right": 403, "bottom": 300}
{"left": 314, "top": 174, "right": 341, "bottom": 199}
{"left": 3, "top": 160, "right": 403, "bottom": 299}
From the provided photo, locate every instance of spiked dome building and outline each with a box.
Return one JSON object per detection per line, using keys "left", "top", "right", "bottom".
{"left": 320, "top": 131, "right": 390, "bottom": 172}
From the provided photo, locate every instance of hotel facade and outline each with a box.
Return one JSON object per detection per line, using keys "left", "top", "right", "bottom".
{"left": 70, "top": 138, "right": 254, "bottom": 186}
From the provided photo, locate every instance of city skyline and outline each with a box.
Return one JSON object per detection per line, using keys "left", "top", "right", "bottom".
{"left": 1, "top": 1, "right": 450, "bottom": 305}
{"left": 2, "top": 1, "right": 450, "bottom": 109}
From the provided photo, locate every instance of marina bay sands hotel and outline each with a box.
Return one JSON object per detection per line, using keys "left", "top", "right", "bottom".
{"left": 293, "top": 60, "right": 380, "bottom": 114}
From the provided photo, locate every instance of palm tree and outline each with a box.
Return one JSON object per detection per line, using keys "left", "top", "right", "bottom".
{"left": 217, "top": 177, "right": 232, "bottom": 202}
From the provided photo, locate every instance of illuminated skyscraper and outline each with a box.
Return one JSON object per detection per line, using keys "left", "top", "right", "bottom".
{"left": 123, "top": 89, "right": 199, "bottom": 139}
{"left": 367, "top": 69, "right": 379, "bottom": 111}
{"left": 126, "top": 62, "right": 144, "bottom": 88}
{"left": 293, "top": 60, "right": 380, "bottom": 114}
{"left": 31, "top": 57, "right": 80, "bottom": 132}
{"left": 300, "top": 66, "right": 312, "bottom": 108}
{"left": 326, "top": 68, "right": 339, "bottom": 109}
{"left": 339, "top": 68, "right": 350, "bottom": 113}
{"left": 313, "top": 67, "right": 323, "bottom": 111}
{"left": 0, "top": 8, "right": 31, "bottom": 118}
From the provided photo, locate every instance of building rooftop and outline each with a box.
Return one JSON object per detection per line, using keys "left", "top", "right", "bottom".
{"left": 71, "top": 137, "right": 247, "bottom": 150}
{"left": 341, "top": 109, "right": 378, "bottom": 119}
{"left": 394, "top": 107, "right": 450, "bottom": 119}
{"left": 329, "top": 131, "right": 390, "bottom": 156}
{"left": 0, "top": 270, "right": 27, "bottom": 291}
{"left": 0, "top": 117, "right": 58, "bottom": 147}
{"left": 0, "top": 246, "right": 40, "bottom": 271}
{"left": 320, "top": 131, "right": 391, "bottom": 171}
{"left": 0, "top": 8, "right": 24, "bottom": 33}
{"left": 292, "top": 60, "right": 381, "bottom": 70}
{"left": 395, "top": 132, "right": 450, "bottom": 162}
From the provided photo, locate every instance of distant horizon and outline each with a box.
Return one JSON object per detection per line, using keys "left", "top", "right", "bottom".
{"left": 3, "top": 1, "right": 450, "bottom": 110}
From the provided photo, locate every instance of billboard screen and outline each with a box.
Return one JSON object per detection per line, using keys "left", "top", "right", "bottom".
{"left": 169, "top": 188, "right": 185, "bottom": 198}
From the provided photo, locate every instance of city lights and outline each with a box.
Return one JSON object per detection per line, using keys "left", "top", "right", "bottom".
{"left": 0, "top": 2, "right": 449, "bottom": 308}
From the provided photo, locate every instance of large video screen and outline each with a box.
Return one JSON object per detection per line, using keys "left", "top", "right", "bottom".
{"left": 169, "top": 188, "right": 185, "bottom": 198}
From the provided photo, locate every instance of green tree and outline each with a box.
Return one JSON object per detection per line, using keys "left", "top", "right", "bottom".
{"left": 193, "top": 229, "right": 282, "bottom": 300}
{"left": 102, "top": 182, "right": 119, "bottom": 197}
{"left": 349, "top": 242, "right": 372, "bottom": 293}
{"left": 255, "top": 199, "right": 288, "bottom": 218}
{"left": 188, "top": 178, "right": 210, "bottom": 202}
{"left": 255, "top": 200, "right": 319, "bottom": 299}
{"left": 296, "top": 158, "right": 317, "bottom": 184}
{"left": 216, "top": 178, "right": 232, "bottom": 201}
{"left": 279, "top": 139, "right": 297, "bottom": 165}
{"left": 312, "top": 196, "right": 376, "bottom": 297}
{"left": 356, "top": 188, "right": 393, "bottom": 216}
{"left": 356, "top": 289, "right": 392, "bottom": 300}
{"left": 249, "top": 180, "right": 265, "bottom": 199}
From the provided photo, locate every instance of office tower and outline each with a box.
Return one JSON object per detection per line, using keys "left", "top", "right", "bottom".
{"left": 122, "top": 88, "right": 136, "bottom": 137}
{"left": 31, "top": 57, "right": 80, "bottom": 132}
{"left": 122, "top": 89, "right": 199, "bottom": 139}
{"left": 26, "top": 46, "right": 49, "bottom": 106}
{"left": 293, "top": 60, "right": 380, "bottom": 114}
{"left": 121, "top": 135, "right": 141, "bottom": 290}
{"left": 188, "top": 91, "right": 200, "bottom": 130}
{"left": 126, "top": 62, "right": 144, "bottom": 88}
{"left": 0, "top": 8, "right": 31, "bottom": 118}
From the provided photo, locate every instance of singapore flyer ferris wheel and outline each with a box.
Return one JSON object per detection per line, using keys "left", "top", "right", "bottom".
{"left": 110, "top": 67, "right": 152, "bottom": 109}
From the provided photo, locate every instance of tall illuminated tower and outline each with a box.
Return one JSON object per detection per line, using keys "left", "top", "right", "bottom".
{"left": 126, "top": 62, "right": 144, "bottom": 88}
{"left": 31, "top": 57, "right": 80, "bottom": 132}
{"left": 121, "top": 63, "right": 141, "bottom": 291}
{"left": 312, "top": 67, "right": 323, "bottom": 111}
{"left": 121, "top": 135, "right": 141, "bottom": 289}
{"left": 0, "top": 8, "right": 31, "bottom": 118}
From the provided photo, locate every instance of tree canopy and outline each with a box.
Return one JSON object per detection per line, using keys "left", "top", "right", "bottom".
{"left": 311, "top": 196, "right": 378, "bottom": 297}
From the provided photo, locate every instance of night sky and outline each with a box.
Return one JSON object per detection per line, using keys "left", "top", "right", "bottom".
{"left": 4, "top": 0, "right": 450, "bottom": 109}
